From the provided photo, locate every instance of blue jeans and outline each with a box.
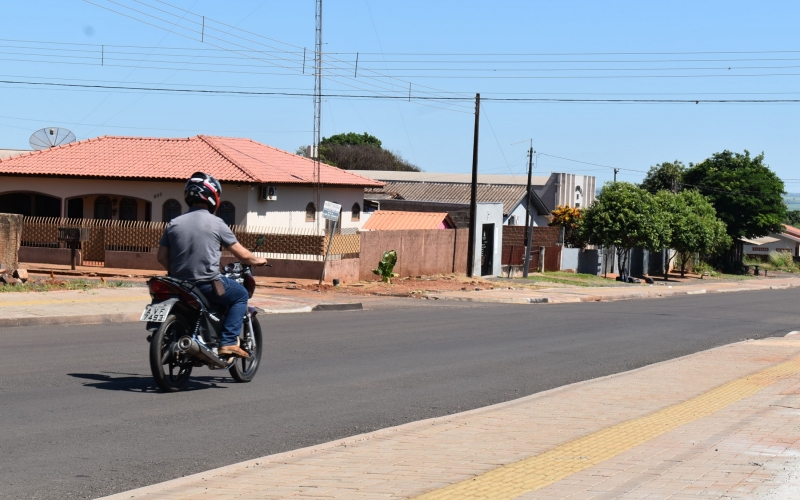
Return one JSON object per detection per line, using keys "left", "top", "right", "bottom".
{"left": 197, "top": 277, "right": 249, "bottom": 347}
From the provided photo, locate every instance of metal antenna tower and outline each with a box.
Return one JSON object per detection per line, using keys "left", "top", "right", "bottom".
{"left": 313, "top": 0, "right": 323, "bottom": 230}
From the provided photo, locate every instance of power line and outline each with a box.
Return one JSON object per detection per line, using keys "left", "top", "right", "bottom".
{"left": 6, "top": 79, "right": 800, "bottom": 105}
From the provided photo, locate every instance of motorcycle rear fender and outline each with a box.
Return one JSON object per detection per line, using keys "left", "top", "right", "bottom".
{"left": 144, "top": 298, "right": 180, "bottom": 332}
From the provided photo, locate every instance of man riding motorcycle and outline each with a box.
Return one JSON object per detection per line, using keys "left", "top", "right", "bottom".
{"left": 156, "top": 172, "right": 267, "bottom": 359}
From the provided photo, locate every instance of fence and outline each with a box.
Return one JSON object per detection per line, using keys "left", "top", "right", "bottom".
{"left": 501, "top": 225, "right": 563, "bottom": 272}
{"left": 20, "top": 217, "right": 343, "bottom": 265}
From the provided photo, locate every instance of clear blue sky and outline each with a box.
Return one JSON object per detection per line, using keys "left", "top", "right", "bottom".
{"left": 2, "top": 1, "right": 799, "bottom": 188}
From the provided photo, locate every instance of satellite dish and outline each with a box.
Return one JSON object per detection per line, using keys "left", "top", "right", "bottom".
{"left": 29, "top": 127, "right": 77, "bottom": 151}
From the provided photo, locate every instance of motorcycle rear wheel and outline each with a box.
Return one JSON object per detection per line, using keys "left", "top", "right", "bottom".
{"left": 229, "top": 315, "right": 263, "bottom": 383}
{"left": 149, "top": 314, "right": 193, "bottom": 392}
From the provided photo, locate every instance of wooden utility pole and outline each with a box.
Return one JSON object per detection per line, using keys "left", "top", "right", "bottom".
{"left": 522, "top": 145, "right": 534, "bottom": 277}
{"left": 466, "top": 93, "right": 480, "bottom": 278}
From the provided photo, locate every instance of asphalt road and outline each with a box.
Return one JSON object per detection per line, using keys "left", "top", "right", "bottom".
{"left": 3, "top": 289, "right": 800, "bottom": 499}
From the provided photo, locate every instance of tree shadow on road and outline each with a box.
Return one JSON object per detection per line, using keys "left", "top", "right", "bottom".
{"left": 68, "top": 372, "right": 230, "bottom": 393}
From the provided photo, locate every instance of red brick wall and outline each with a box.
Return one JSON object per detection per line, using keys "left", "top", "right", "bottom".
{"left": 502, "top": 226, "right": 562, "bottom": 266}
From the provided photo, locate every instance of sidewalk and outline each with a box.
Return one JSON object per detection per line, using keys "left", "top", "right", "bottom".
{"left": 0, "top": 287, "right": 342, "bottom": 328}
{"left": 100, "top": 334, "right": 800, "bottom": 499}
{"left": 428, "top": 276, "right": 800, "bottom": 305}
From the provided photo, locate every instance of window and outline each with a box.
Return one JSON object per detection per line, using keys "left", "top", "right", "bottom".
{"left": 351, "top": 202, "right": 361, "bottom": 221}
{"left": 120, "top": 197, "right": 138, "bottom": 221}
{"left": 94, "top": 196, "right": 112, "bottom": 220}
{"left": 305, "top": 202, "right": 316, "bottom": 222}
{"left": 218, "top": 201, "right": 235, "bottom": 225}
{"left": 162, "top": 199, "right": 182, "bottom": 223}
{"left": 507, "top": 215, "right": 518, "bottom": 225}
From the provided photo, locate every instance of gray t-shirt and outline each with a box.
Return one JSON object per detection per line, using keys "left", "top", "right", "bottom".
{"left": 158, "top": 207, "right": 238, "bottom": 281}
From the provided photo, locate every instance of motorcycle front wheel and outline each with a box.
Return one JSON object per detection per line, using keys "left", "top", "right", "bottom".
{"left": 229, "top": 315, "right": 263, "bottom": 383}
{"left": 149, "top": 314, "right": 193, "bottom": 392}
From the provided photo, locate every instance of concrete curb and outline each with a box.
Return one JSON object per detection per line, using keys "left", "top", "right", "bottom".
{"left": 427, "top": 280, "right": 800, "bottom": 306}
{"left": 0, "top": 304, "right": 317, "bottom": 329}
{"left": 0, "top": 312, "right": 141, "bottom": 328}
{"left": 312, "top": 303, "right": 364, "bottom": 312}
{"left": 256, "top": 306, "right": 314, "bottom": 314}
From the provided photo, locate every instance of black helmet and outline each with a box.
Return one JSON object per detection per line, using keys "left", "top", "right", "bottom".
{"left": 184, "top": 172, "right": 222, "bottom": 213}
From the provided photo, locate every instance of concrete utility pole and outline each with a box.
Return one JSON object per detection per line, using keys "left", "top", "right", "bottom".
{"left": 522, "top": 144, "right": 534, "bottom": 278}
{"left": 613, "top": 168, "right": 619, "bottom": 183}
{"left": 466, "top": 93, "right": 480, "bottom": 278}
{"left": 312, "top": 0, "right": 323, "bottom": 231}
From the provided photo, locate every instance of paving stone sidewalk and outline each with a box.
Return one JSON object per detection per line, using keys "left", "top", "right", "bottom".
{"left": 428, "top": 276, "right": 800, "bottom": 305}
{"left": 99, "top": 334, "right": 800, "bottom": 499}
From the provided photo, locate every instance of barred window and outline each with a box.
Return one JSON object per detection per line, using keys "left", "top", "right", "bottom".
{"left": 305, "top": 202, "right": 316, "bottom": 222}
{"left": 94, "top": 196, "right": 112, "bottom": 220}
{"left": 120, "top": 197, "right": 138, "bottom": 221}
{"left": 218, "top": 201, "right": 236, "bottom": 225}
{"left": 351, "top": 202, "right": 361, "bottom": 221}
{"left": 162, "top": 199, "right": 182, "bottom": 223}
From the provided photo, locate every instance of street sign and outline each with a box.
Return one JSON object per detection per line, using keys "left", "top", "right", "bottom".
{"left": 322, "top": 201, "right": 341, "bottom": 221}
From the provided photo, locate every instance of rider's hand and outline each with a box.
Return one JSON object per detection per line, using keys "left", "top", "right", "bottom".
{"left": 255, "top": 257, "right": 268, "bottom": 266}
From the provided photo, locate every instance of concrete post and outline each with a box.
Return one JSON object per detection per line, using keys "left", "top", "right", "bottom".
{"left": 0, "top": 213, "right": 23, "bottom": 272}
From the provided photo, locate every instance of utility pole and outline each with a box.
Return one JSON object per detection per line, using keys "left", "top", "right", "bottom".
{"left": 466, "top": 93, "right": 480, "bottom": 278}
{"left": 313, "top": 0, "right": 323, "bottom": 231}
{"left": 613, "top": 168, "right": 619, "bottom": 183}
{"left": 522, "top": 144, "right": 534, "bottom": 278}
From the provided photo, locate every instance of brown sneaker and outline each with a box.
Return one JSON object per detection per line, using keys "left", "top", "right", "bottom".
{"left": 219, "top": 345, "right": 250, "bottom": 359}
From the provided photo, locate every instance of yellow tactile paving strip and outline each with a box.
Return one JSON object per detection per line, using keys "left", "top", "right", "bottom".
{"left": 415, "top": 355, "right": 800, "bottom": 500}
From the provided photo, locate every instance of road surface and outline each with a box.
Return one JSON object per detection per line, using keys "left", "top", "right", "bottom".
{"left": 2, "top": 289, "right": 799, "bottom": 499}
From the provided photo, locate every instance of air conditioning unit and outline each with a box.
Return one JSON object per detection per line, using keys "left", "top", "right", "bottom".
{"left": 259, "top": 185, "right": 277, "bottom": 201}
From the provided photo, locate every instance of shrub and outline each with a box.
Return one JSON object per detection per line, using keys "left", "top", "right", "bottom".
{"left": 768, "top": 251, "right": 796, "bottom": 271}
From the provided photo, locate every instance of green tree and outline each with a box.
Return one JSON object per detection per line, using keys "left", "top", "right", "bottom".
{"left": 298, "top": 132, "right": 420, "bottom": 172}
{"left": 641, "top": 160, "right": 686, "bottom": 193}
{"left": 581, "top": 182, "right": 671, "bottom": 278}
{"left": 683, "top": 151, "right": 786, "bottom": 243}
{"left": 656, "top": 190, "right": 731, "bottom": 278}
{"left": 321, "top": 132, "right": 382, "bottom": 148}
{"left": 785, "top": 209, "right": 800, "bottom": 227}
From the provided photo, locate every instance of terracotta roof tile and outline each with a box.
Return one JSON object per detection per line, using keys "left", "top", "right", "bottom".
{"left": 362, "top": 210, "right": 453, "bottom": 231}
{"left": 784, "top": 224, "right": 800, "bottom": 239}
{"left": 0, "top": 135, "right": 383, "bottom": 187}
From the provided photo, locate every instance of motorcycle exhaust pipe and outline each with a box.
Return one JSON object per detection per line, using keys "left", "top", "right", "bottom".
{"left": 177, "top": 336, "right": 229, "bottom": 369}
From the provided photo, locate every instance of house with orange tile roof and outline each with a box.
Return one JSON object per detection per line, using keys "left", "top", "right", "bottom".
{"left": 0, "top": 135, "right": 383, "bottom": 229}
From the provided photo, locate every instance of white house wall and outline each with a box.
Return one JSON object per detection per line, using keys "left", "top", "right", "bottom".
{"left": 0, "top": 176, "right": 368, "bottom": 229}
{"left": 745, "top": 235, "right": 800, "bottom": 256}
{"left": 244, "top": 185, "right": 369, "bottom": 230}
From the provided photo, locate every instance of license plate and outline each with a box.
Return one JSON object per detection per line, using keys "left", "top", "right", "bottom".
{"left": 140, "top": 303, "right": 171, "bottom": 322}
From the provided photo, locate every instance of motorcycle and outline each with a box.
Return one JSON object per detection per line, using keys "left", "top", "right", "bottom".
{"left": 141, "top": 238, "right": 266, "bottom": 392}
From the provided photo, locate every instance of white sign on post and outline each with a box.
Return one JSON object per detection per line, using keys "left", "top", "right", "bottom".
{"left": 319, "top": 201, "right": 342, "bottom": 285}
{"left": 322, "top": 201, "right": 341, "bottom": 221}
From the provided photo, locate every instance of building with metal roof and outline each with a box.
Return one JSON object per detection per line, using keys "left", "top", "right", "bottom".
{"left": 361, "top": 171, "right": 596, "bottom": 229}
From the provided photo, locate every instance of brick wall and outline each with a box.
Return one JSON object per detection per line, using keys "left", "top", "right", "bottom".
{"left": 359, "top": 228, "right": 469, "bottom": 280}
{"left": 502, "top": 226, "right": 563, "bottom": 266}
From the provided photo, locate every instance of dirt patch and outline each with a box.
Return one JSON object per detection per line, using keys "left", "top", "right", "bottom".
{"left": 286, "top": 274, "right": 503, "bottom": 297}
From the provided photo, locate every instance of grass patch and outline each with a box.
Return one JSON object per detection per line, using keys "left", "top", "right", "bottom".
{"left": 526, "top": 272, "right": 621, "bottom": 287}
{"left": 0, "top": 278, "right": 138, "bottom": 293}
